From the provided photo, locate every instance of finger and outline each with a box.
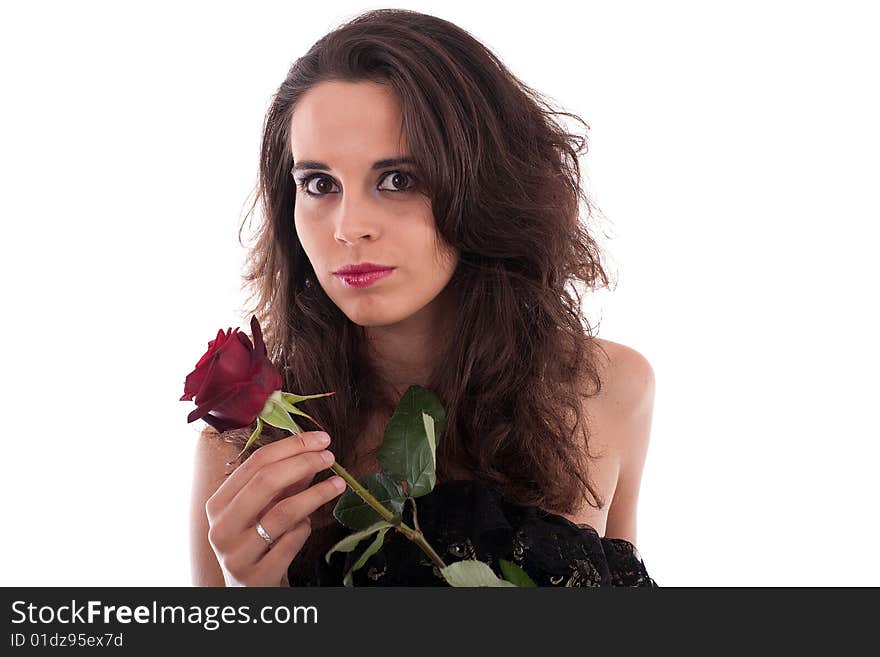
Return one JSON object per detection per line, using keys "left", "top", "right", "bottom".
{"left": 254, "top": 519, "right": 313, "bottom": 585}
{"left": 225, "top": 449, "right": 337, "bottom": 534}
{"left": 238, "top": 476, "right": 347, "bottom": 568}
{"left": 259, "top": 475, "right": 347, "bottom": 545}
{"left": 256, "top": 475, "right": 315, "bottom": 519}
{"left": 206, "top": 431, "right": 331, "bottom": 518}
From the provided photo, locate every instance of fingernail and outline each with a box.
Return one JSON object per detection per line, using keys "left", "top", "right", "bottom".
{"left": 320, "top": 450, "right": 334, "bottom": 463}
{"left": 330, "top": 476, "right": 346, "bottom": 490}
{"left": 316, "top": 432, "right": 331, "bottom": 444}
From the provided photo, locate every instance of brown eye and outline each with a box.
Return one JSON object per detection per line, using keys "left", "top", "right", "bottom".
{"left": 296, "top": 170, "right": 419, "bottom": 198}
{"left": 378, "top": 171, "right": 417, "bottom": 192}
{"left": 301, "top": 175, "right": 338, "bottom": 196}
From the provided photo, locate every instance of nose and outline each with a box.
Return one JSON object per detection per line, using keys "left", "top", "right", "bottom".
{"left": 333, "top": 192, "right": 380, "bottom": 246}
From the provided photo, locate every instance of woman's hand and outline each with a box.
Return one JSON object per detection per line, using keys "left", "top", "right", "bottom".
{"left": 204, "top": 431, "right": 345, "bottom": 587}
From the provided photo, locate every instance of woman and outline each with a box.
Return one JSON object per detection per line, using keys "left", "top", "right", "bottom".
{"left": 190, "top": 8, "right": 657, "bottom": 587}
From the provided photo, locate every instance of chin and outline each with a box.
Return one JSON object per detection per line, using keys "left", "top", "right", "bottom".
{"left": 345, "top": 312, "right": 401, "bottom": 328}
{"left": 342, "top": 302, "right": 416, "bottom": 328}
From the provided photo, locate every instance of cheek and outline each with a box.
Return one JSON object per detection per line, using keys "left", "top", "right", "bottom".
{"left": 435, "top": 247, "right": 459, "bottom": 284}
{"left": 294, "top": 211, "right": 320, "bottom": 256}
{"left": 411, "top": 217, "right": 455, "bottom": 272}
{"left": 294, "top": 205, "right": 307, "bottom": 235}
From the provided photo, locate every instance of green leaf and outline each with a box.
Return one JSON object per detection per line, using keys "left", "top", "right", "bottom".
{"left": 440, "top": 560, "right": 518, "bottom": 587}
{"left": 342, "top": 525, "right": 392, "bottom": 587}
{"left": 498, "top": 559, "right": 538, "bottom": 587}
{"left": 377, "top": 385, "right": 446, "bottom": 498}
{"left": 258, "top": 399, "right": 304, "bottom": 434}
{"left": 273, "top": 394, "right": 320, "bottom": 425}
{"left": 286, "top": 405, "right": 319, "bottom": 424}
{"left": 281, "top": 391, "right": 335, "bottom": 405}
{"left": 422, "top": 412, "right": 436, "bottom": 457}
{"left": 275, "top": 399, "right": 318, "bottom": 424}
{"left": 332, "top": 472, "right": 406, "bottom": 530}
{"left": 272, "top": 395, "right": 300, "bottom": 414}
{"left": 324, "top": 519, "right": 393, "bottom": 564}
{"left": 235, "top": 416, "right": 265, "bottom": 458}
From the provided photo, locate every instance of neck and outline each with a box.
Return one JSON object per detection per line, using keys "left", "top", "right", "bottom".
{"left": 363, "top": 282, "right": 457, "bottom": 401}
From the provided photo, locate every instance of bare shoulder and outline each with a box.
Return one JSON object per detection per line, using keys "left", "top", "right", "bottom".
{"left": 591, "top": 337, "right": 656, "bottom": 544}
{"left": 592, "top": 338, "right": 656, "bottom": 420}
{"left": 193, "top": 427, "right": 247, "bottom": 476}
{"left": 190, "top": 427, "right": 245, "bottom": 586}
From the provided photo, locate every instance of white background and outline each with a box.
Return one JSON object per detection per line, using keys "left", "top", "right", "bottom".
{"left": 1, "top": 0, "right": 877, "bottom": 587}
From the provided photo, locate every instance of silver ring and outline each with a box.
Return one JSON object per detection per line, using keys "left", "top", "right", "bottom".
{"left": 255, "top": 521, "right": 273, "bottom": 545}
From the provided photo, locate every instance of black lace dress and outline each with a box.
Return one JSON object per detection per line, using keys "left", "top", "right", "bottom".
{"left": 288, "top": 478, "right": 657, "bottom": 587}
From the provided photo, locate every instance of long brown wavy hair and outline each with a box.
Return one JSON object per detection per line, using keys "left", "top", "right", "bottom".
{"left": 210, "top": 8, "right": 616, "bottom": 517}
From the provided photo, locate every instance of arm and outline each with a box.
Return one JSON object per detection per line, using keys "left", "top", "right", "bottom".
{"left": 601, "top": 344, "right": 656, "bottom": 546}
{"left": 189, "top": 428, "right": 242, "bottom": 586}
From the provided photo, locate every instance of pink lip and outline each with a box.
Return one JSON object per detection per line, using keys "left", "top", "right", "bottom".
{"left": 334, "top": 262, "right": 394, "bottom": 275}
{"left": 335, "top": 268, "right": 395, "bottom": 288}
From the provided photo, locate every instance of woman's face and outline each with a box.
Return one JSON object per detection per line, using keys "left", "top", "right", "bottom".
{"left": 290, "top": 80, "right": 458, "bottom": 328}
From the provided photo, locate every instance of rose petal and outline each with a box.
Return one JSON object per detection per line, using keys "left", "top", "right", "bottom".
{"left": 219, "top": 378, "right": 277, "bottom": 423}
{"left": 236, "top": 331, "right": 253, "bottom": 353}
{"left": 180, "top": 352, "right": 218, "bottom": 401}
{"left": 201, "top": 412, "right": 245, "bottom": 434}
{"left": 186, "top": 382, "right": 247, "bottom": 424}
{"left": 251, "top": 314, "right": 267, "bottom": 359}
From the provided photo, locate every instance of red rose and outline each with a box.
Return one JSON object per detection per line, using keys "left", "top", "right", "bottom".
{"left": 180, "top": 315, "right": 282, "bottom": 433}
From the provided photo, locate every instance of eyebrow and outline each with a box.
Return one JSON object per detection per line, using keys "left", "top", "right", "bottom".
{"left": 291, "top": 156, "right": 416, "bottom": 173}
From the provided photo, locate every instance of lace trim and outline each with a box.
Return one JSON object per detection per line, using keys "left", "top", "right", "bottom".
{"left": 288, "top": 479, "right": 657, "bottom": 587}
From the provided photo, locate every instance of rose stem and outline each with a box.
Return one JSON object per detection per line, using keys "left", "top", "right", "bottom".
{"left": 327, "top": 461, "right": 447, "bottom": 571}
